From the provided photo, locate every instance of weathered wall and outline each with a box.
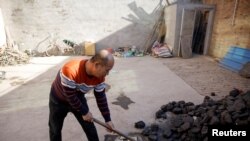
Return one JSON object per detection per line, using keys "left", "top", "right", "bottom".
{"left": 164, "top": 4, "right": 178, "bottom": 51}
{"left": 203, "top": 0, "right": 250, "bottom": 59}
{"left": 0, "top": 9, "right": 5, "bottom": 47}
{"left": 0, "top": 0, "right": 164, "bottom": 52}
{"left": 164, "top": 2, "right": 215, "bottom": 57}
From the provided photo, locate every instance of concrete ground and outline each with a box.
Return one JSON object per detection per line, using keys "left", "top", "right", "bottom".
{"left": 1, "top": 55, "right": 206, "bottom": 141}
{"left": 160, "top": 55, "right": 250, "bottom": 99}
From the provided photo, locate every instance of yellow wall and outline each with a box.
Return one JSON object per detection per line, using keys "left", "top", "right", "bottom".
{"left": 203, "top": 0, "right": 250, "bottom": 58}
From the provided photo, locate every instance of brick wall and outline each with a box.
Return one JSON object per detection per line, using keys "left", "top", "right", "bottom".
{"left": 203, "top": 0, "right": 250, "bottom": 59}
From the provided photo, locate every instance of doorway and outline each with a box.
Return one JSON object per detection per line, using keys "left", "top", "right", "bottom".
{"left": 178, "top": 4, "right": 215, "bottom": 58}
{"left": 192, "top": 10, "right": 209, "bottom": 55}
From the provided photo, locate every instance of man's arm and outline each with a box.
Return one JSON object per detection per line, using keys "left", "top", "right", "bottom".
{"left": 94, "top": 88, "right": 114, "bottom": 131}
{"left": 94, "top": 88, "right": 111, "bottom": 122}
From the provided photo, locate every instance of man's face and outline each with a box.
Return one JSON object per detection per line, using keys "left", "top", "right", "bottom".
{"left": 94, "top": 61, "right": 114, "bottom": 78}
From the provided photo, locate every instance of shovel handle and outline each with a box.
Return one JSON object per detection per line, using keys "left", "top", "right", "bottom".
{"left": 93, "top": 118, "right": 136, "bottom": 141}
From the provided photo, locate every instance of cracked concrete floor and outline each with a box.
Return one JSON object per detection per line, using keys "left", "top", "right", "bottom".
{"left": 0, "top": 55, "right": 206, "bottom": 141}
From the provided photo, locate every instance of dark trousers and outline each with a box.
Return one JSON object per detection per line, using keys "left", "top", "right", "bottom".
{"left": 49, "top": 90, "right": 99, "bottom": 141}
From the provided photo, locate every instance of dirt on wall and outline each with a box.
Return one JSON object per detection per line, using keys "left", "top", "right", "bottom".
{"left": 203, "top": 0, "right": 250, "bottom": 59}
{"left": 0, "top": 0, "right": 163, "bottom": 53}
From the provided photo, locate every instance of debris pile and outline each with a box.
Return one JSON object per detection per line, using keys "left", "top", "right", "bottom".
{"left": 151, "top": 41, "right": 172, "bottom": 58}
{"left": 138, "top": 89, "right": 250, "bottom": 141}
{"left": 113, "top": 46, "right": 144, "bottom": 58}
{"left": 0, "top": 25, "right": 30, "bottom": 66}
{"left": 0, "top": 46, "right": 29, "bottom": 66}
{"left": 30, "top": 37, "right": 77, "bottom": 57}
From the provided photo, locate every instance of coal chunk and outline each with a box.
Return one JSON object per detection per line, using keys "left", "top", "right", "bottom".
{"left": 211, "top": 92, "right": 216, "bottom": 96}
{"left": 185, "top": 102, "right": 194, "bottom": 106}
{"left": 232, "top": 112, "right": 240, "bottom": 120}
{"left": 236, "top": 118, "right": 248, "bottom": 125}
{"left": 182, "top": 114, "right": 194, "bottom": 125}
{"left": 163, "top": 128, "right": 172, "bottom": 139}
{"left": 135, "top": 121, "right": 146, "bottom": 129}
{"left": 220, "top": 111, "right": 232, "bottom": 124}
{"left": 188, "top": 111, "right": 194, "bottom": 116}
{"left": 209, "top": 116, "right": 219, "bottom": 125}
{"left": 171, "top": 115, "right": 184, "bottom": 128}
{"left": 186, "top": 105, "right": 195, "bottom": 112}
{"left": 172, "top": 107, "right": 182, "bottom": 114}
{"left": 242, "top": 91, "right": 250, "bottom": 108}
{"left": 155, "top": 109, "right": 166, "bottom": 119}
{"left": 178, "top": 122, "right": 191, "bottom": 132}
{"left": 160, "top": 104, "right": 168, "bottom": 112}
{"left": 201, "top": 126, "right": 208, "bottom": 135}
{"left": 207, "top": 109, "right": 215, "bottom": 118}
{"left": 229, "top": 88, "right": 240, "bottom": 97}
{"left": 191, "top": 127, "right": 200, "bottom": 133}
{"left": 233, "top": 99, "right": 246, "bottom": 112}
{"left": 142, "top": 126, "right": 151, "bottom": 136}
{"left": 148, "top": 134, "right": 158, "bottom": 141}
{"left": 238, "top": 112, "right": 249, "bottom": 119}
{"left": 150, "top": 124, "right": 159, "bottom": 132}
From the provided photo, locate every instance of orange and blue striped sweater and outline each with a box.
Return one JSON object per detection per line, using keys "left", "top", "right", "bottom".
{"left": 51, "top": 59, "right": 111, "bottom": 122}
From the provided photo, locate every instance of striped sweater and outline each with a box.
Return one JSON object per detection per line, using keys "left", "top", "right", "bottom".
{"left": 51, "top": 59, "right": 111, "bottom": 122}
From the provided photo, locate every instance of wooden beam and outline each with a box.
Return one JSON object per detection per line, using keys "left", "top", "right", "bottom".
{"left": 166, "top": 0, "right": 170, "bottom": 5}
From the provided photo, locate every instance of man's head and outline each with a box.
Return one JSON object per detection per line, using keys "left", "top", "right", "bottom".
{"left": 89, "top": 49, "right": 114, "bottom": 78}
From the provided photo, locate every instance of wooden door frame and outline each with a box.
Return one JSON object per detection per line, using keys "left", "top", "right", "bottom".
{"left": 178, "top": 8, "right": 196, "bottom": 57}
{"left": 177, "top": 4, "right": 215, "bottom": 56}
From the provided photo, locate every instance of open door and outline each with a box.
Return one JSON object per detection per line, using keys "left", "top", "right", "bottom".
{"left": 192, "top": 10, "right": 208, "bottom": 54}
{"left": 179, "top": 9, "right": 196, "bottom": 58}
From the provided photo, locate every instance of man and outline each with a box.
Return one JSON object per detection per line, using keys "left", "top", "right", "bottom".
{"left": 49, "top": 49, "right": 115, "bottom": 141}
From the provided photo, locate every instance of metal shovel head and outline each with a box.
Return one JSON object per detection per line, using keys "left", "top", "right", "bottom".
{"left": 115, "top": 136, "right": 138, "bottom": 141}
{"left": 105, "top": 134, "right": 145, "bottom": 141}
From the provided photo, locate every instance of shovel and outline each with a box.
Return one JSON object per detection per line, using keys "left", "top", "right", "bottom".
{"left": 93, "top": 118, "right": 137, "bottom": 141}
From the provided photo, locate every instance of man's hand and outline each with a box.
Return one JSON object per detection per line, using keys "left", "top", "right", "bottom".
{"left": 82, "top": 112, "right": 93, "bottom": 122}
{"left": 105, "top": 121, "right": 114, "bottom": 133}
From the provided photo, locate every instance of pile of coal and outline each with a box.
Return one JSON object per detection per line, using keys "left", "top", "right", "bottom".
{"left": 137, "top": 89, "right": 250, "bottom": 141}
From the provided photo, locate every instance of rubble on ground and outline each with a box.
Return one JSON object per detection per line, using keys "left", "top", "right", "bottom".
{"left": 137, "top": 89, "right": 250, "bottom": 141}
{"left": 113, "top": 46, "right": 144, "bottom": 57}
{"left": 151, "top": 41, "right": 172, "bottom": 58}
{"left": 30, "top": 39, "right": 76, "bottom": 57}
{"left": 0, "top": 46, "right": 29, "bottom": 66}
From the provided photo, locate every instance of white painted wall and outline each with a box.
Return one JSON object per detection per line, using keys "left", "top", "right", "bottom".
{"left": 0, "top": 8, "right": 6, "bottom": 47}
{"left": 0, "top": 0, "right": 165, "bottom": 52}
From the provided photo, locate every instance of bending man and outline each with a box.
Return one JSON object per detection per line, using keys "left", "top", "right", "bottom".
{"left": 49, "top": 49, "right": 114, "bottom": 141}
